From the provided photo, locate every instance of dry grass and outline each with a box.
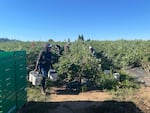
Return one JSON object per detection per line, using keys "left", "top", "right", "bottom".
{"left": 111, "top": 86, "right": 150, "bottom": 113}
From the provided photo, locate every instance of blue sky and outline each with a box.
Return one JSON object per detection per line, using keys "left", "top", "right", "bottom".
{"left": 0, "top": 0, "right": 150, "bottom": 41}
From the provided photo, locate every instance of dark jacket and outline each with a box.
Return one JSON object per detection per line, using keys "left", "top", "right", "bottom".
{"left": 35, "top": 43, "right": 52, "bottom": 71}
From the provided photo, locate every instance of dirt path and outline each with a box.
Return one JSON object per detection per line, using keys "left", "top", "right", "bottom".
{"left": 47, "top": 87, "right": 150, "bottom": 113}
{"left": 46, "top": 87, "right": 111, "bottom": 113}
{"left": 135, "top": 87, "right": 150, "bottom": 112}
{"left": 49, "top": 87, "right": 111, "bottom": 102}
{"left": 20, "top": 87, "right": 150, "bottom": 113}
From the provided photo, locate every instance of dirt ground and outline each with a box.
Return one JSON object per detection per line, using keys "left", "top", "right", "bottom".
{"left": 49, "top": 87, "right": 150, "bottom": 113}
{"left": 135, "top": 87, "right": 150, "bottom": 113}
{"left": 47, "top": 87, "right": 113, "bottom": 113}
{"left": 20, "top": 86, "right": 150, "bottom": 113}
{"left": 49, "top": 87, "right": 112, "bottom": 102}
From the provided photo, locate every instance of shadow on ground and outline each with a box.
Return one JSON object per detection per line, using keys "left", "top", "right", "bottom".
{"left": 48, "top": 85, "right": 103, "bottom": 95}
{"left": 55, "top": 88, "right": 80, "bottom": 95}
{"left": 18, "top": 100, "right": 143, "bottom": 113}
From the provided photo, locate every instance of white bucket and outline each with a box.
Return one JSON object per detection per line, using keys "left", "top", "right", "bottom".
{"left": 113, "top": 73, "right": 120, "bottom": 80}
{"left": 48, "top": 69, "right": 58, "bottom": 81}
{"left": 29, "top": 71, "right": 42, "bottom": 86}
{"left": 29, "top": 71, "right": 34, "bottom": 82}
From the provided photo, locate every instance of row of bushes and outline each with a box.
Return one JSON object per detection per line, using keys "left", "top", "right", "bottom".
{"left": 1, "top": 39, "right": 148, "bottom": 91}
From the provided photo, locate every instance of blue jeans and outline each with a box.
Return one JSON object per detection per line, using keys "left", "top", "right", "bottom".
{"left": 40, "top": 67, "right": 48, "bottom": 90}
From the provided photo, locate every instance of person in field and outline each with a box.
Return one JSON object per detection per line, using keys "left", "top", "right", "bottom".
{"left": 55, "top": 44, "right": 63, "bottom": 55}
{"left": 89, "top": 46, "right": 95, "bottom": 56}
{"left": 34, "top": 43, "right": 53, "bottom": 94}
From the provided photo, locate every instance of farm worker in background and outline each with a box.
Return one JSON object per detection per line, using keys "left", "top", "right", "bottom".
{"left": 64, "top": 43, "right": 70, "bottom": 53}
{"left": 55, "top": 44, "right": 63, "bottom": 55}
{"left": 34, "top": 43, "right": 53, "bottom": 94}
{"left": 89, "top": 46, "right": 95, "bottom": 56}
